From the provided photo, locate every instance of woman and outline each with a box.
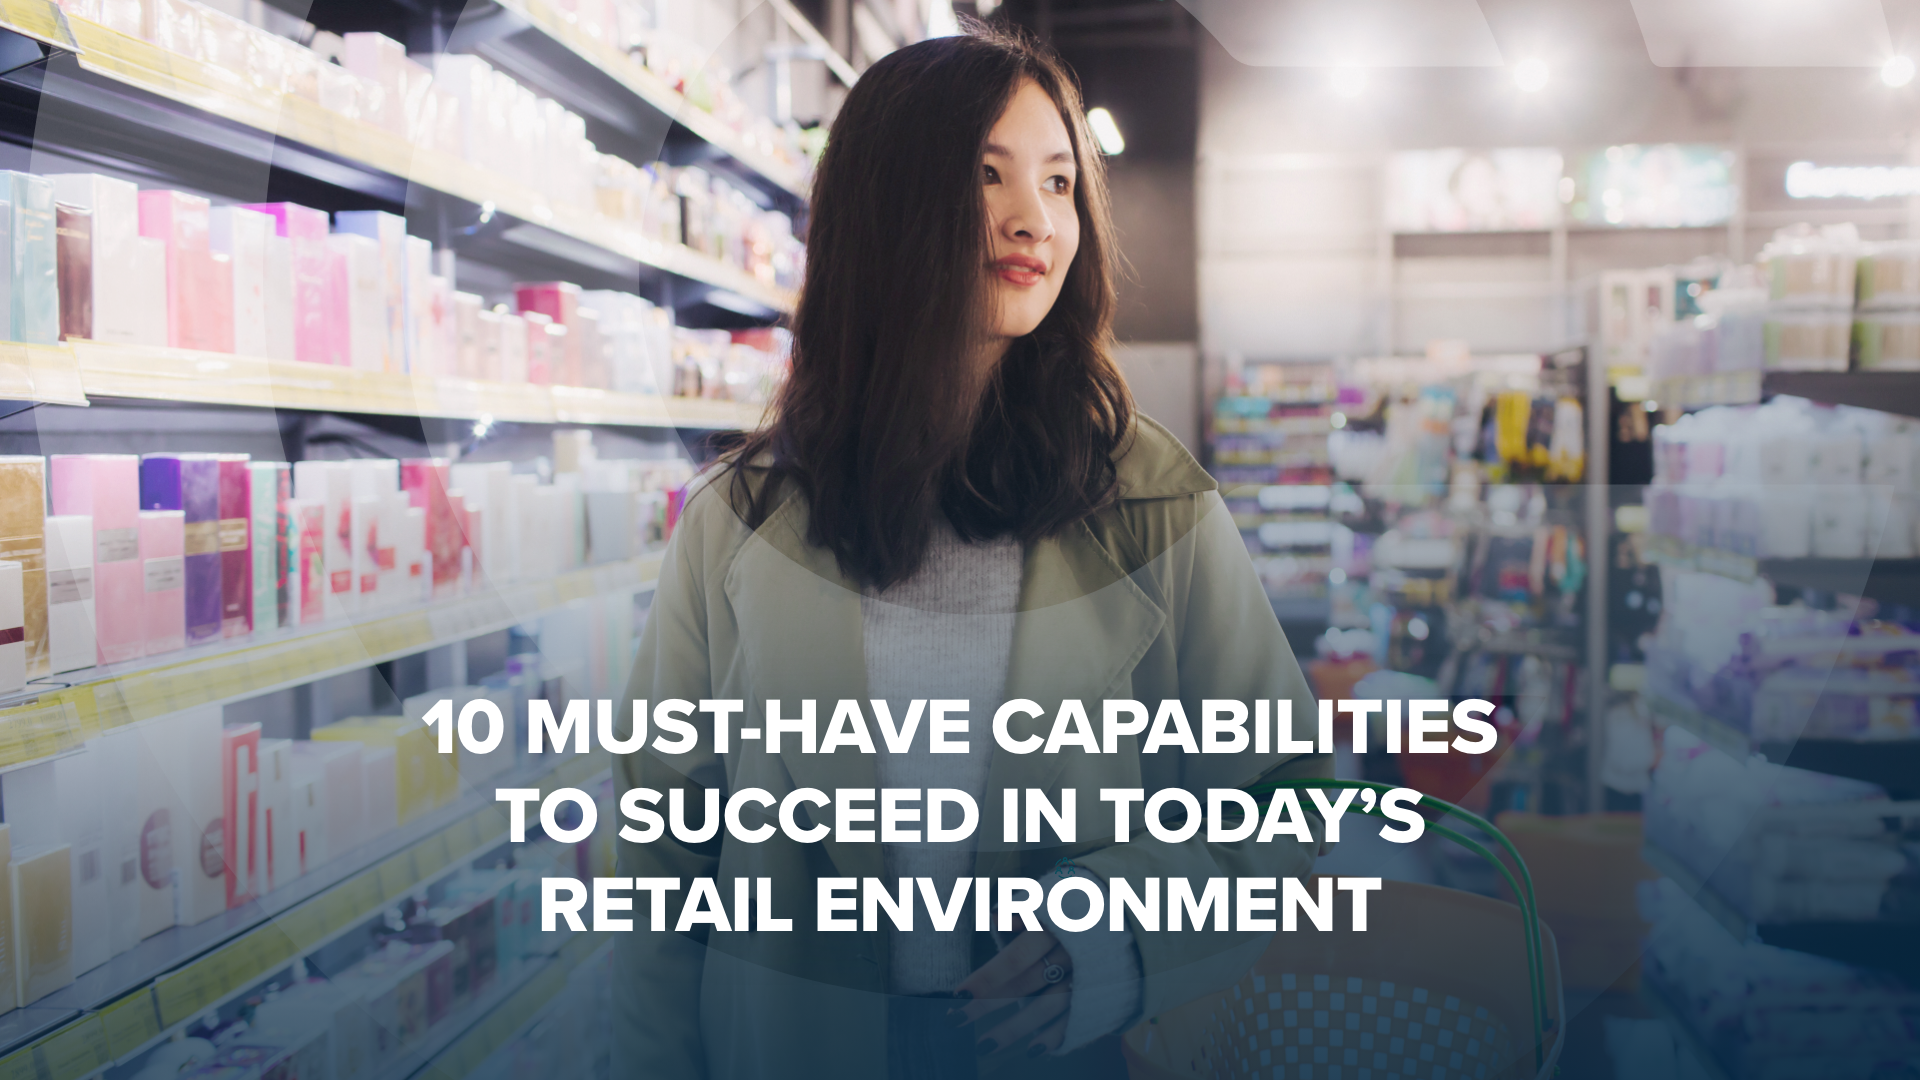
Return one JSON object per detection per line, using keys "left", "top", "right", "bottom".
{"left": 614, "top": 24, "right": 1326, "bottom": 1080}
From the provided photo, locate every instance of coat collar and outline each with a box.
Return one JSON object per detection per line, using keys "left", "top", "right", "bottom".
{"left": 720, "top": 417, "right": 1203, "bottom": 880}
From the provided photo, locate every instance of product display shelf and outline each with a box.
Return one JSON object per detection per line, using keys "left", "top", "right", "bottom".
{"left": 60, "top": 341, "right": 767, "bottom": 431}
{"left": 475, "top": 0, "right": 812, "bottom": 201}
{"left": 1639, "top": 840, "right": 1920, "bottom": 977}
{"left": 54, "top": 12, "right": 797, "bottom": 315}
{"left": 412, "top": 936, "right": 612, "bottom": 1080}
{"left": 1644, "top": 533, "right": 1920, "bottom": 609}
{"left": 1760, "top": 372, "right": 1920, "bottom": 420}
{"left": 0, "top": 755, "right": 614, "bottom": 1080}
{"left": 1645, "top": 691, "right": 1920, "bottom": 798}
{"left": 0, "top": 554, "right": 661, "bottom": 775}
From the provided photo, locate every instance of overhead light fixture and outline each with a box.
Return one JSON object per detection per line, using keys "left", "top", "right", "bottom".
{"left": 1512, "top": 57, "right": 1549, "bottom": 92}
{"left": 1329, "top": 66, "right": 1367, "bottom": 98}
{"left": 1884, "top": 54, "right": 1916, "bottom": 86}
{"left": 1087, "top": 107, "right": 1125, "bottom": 155}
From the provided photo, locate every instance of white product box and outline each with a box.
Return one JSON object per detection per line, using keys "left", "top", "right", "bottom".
{"left": 142, "top": 706, "right": 224, "bottom": 926}
{"left": 47, "top": 174, "right": 142, "bottom": 345}
{"left": 43, "top": 514, "right": 95, "bottom": 675}
{"left": 0, "top": 560, "right": 23, "bottom": 693}
{"left": 264, "top": 233, "right": 295, "bottom": 362}
{"left": 294, "top": 461, "right": 355, "bottom": 619}
{"left": 210, "top": 206, "right": 272, "bottom": 358}
{"left": 258, "top": 737, "right": 295, "bottom": 893}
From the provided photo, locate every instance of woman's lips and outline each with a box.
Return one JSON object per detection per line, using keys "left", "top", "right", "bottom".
{"left": 991, "top": 257, "right": 1047, "bottom": 287}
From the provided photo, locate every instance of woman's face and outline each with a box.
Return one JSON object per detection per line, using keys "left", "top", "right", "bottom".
{"left": 982, "top": 79, "right": 1081, "bottom": 344}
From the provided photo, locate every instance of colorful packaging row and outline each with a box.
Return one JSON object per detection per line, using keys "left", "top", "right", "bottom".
{"left": 50, "top": 0, "right": 807, "bottom": 288}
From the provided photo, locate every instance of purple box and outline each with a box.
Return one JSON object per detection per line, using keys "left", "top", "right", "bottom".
{"left": 143, "top": 453, "right": 221, "bottom": 644}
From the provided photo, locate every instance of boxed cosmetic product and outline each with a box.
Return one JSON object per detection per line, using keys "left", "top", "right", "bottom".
{"left": 472, "top": 305, "right": 502, "bottom": 381}
{"left": 362, "top": 744, "right": 399, "bottom": 838}
{"left": 129, "top": 235, "right": 166, "bottom": 347}
{"left": 48, "top": 174, "right": 142, "bottom": 344}
{"left": 349, "top": 459, "right": 399, "bottom": 608}
{"left": 403, "top": 236, "right": 433, "bottom": 374}
{"left": 330, "top": 232, "right": 386, "bottom": 372}
{"left": 499, "top": 312, "right": 528, "bottom": 383}
{"left": 1, "top": 742, "right": 106, "bottom": 975}
{"left": 449, "top": 462, "right": 512, "bottom": 587}
{"left": 289, "top": 740, "right": 366, "bottom": 864}
{"left": 523, "top": 310, "right": 555, "bottom": 385}
{"left": 8, "top": 173, "right": 57, "bottom": 345}
{"left": 403, "top": 506, "right": 426, "bottom": 601}
{"left": 258, "top": 737, "right": 294, "bottom": 892}
{"left": 453, "top": 292, "right": 483, "bottom": 378}
{"left": 248, "top": 461, "right": 289, "bottom": 632}
{"left": 138, "top": 189, "right": 225, "bottom": 352}
{"left": 287, "top": 497, "right": 325, "bottom": 625}
{"left": 218, "top": 454, "right": 251, "bottom": 638}
{"left": 144, "top": 705, "right": 224, "bottom": 925}
{"left": 210, "top": 205, "right": 273, "bottom": 358}
{"left": 287, "top": 755, "right": 322, "bottom": 879}
{"left": 0, "top": 827, "right": 14, "bottom": 1010}
{"left": 94, "top": 726, "right": 168, "bottom": 948}
{"left": 143, "top": 453, "right": 221, "bottom": 645}
{"left": 294, "top": 460, "right": 354, "bottom": 619}
{"left": 222, "top": 723, "right": 261, "bottom": 908}
{"left": 585, "top": 490, "right": 633, "bottom": 565}
{"left": 241, "top": 203, "right": 333, "bottom": 364}
{"left": 507, "top": 474, "right": 536, "bottom": 580}
{"left": 315, "top": 715, "right": 443, "bottom": 823}
{"left": 401, "top": 459, "right": 463, "bottom": 597}
{"left": 0, "top": 457, "right": 46, "bottom": 677}
{"left": 43, "top": 514, "right": 94, "bottom": 674}
{"left": 515, "top": 282, "right": 581, "bottom": 386}
{"left": 140, "top": 509, "right": 185, "bottom": 656}
{"left": 51, "top": 453, "right": 141, "bottom": 664}
{"left": 53, "top": 202, "right": 89, "bottom": 344}
{"left": 264, "top": 233, "right": 295, "bottom": 361}
{"left": 334, "top": 210, "right": 406, "bottom": 372}
{"left": 10, "top": 844, "right": 70, "bottom": 1004}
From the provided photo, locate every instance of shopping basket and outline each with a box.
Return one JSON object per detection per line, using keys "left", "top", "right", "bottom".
{"left": 1121, "top": 780, "right": 1565, "bottom": 1080}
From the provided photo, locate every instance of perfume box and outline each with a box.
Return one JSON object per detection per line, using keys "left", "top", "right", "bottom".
{"left": 138, "top": 190, "right": 220, "bottom": 351}
{"left": 453, "top": 292, "right": 482, "bottom": 379}
{"left": 0, "top": 457, "right": 47, "bottom": 677}
{"left": 288, "top": 740, "right": 365, "bottom": 865}
{"left": 264, "top": 233, "right": 294, "bottom": 361}
{"left": 143, "top": 453, "right": 220, "bottom": 646}
{"left": 499, "top": 312, "right": 527, "bottom": 383}
{"left": 405, "top": 236, "right": 434, "bottom": 375}
{"left": 293, "top": 460, "right": 354, "bottom": 618}
{"left": 139, "top": 509, "right": 185, "bottom": 656}
{"left": 401, "top": 459, "right": 463, "bottom": 597}
{"left": 2, "top": 745, "right": 106, "bottom": 975}
{"left": 51, "top": 453, "right": 142, "bottom": 664}
{"left": 43, "top": 515, "right": 94, "bottom": 674}
{"left": 144, "top": 705, "right": 223, "bottom": 926}
{"left": 54, "top": 202, "right": 89, "bottom": 344}
{"left": 240, "top": 203, "right": 330, "bottom": 364}
{"left": 129, "top": 236, "right": 166, "bottom": 348}
{"left": 48, "top": 174, "right": 141, "bottom": 344}
{"left": 258, "top": 737, "right": 294, "bottom": 892}
{"left": 8, "top": 173, "right": 57, "bottom": 345}
{"left": 10, "top": 844, "right": 71, "bottom": 1004}
{"left": 515, "top": 282, "right": 580, "bottom": 386}
{"left": 523, "top": 311, "right": 554, "bottom": 385}
{"left": 450, "top": 462, "right": 512, "bottom": 586}
{"left": 221, "top": 723, "right": 261, "bottom": 908}
{"left": 248, "top": 462, "right": 288, "bottom": 632}
{"left": 286, "top": 497, "right": 324, "bottom": 625}
{"left": 218, "top": 454, "right": 251, "bottom": 638}
{"left": 210, "top": 205, "right": 272, "bottom": 358}
{"left": 0, "top": 561, "right": 21, "bottom": 694}
{"left": 334, "top": 210, "right": 406, "bottom": 371}
{"left": 329, "top": 232, "right": 385, "bottom": 373}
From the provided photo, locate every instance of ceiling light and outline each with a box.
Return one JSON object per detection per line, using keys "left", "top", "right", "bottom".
{"left": 1884, "top": 54, "right": 1915, "bottom": 87}
{"left": 1330, "top": 66, "right": 1367, "bottom": 98}
{"left": 1087, "top": 108, "right": 1125, "bottom": 155}
{"left": 1512, "top": 58, "right": 1549, "bottom": 92}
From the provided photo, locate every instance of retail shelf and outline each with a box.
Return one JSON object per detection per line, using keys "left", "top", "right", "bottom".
{"left": 1640, "top": 841, "right": 1920, "bottom": 976}
{"left": 417, "top": 936, "right": 612, "bottom": 1080}
{"left": 1763, "top": 371, "right": 1920, "bottom": 419}
{"left": 61, "top": 341, "right": 767, "bottom": 430}
{"left": 0, "top": 754, "right": 613, "bottom": 1078}
{"left": 1645, "top": 534, "right": 1920, "bottom": 607}
{"left": 48, "top": 11, "right": 796, "bottom": 315}
{"left": 0, "top": 554, "right": 661, "bottom": 772}
{"left": 1646, "top": 691, "right": 1920, "bottom": 797}
{"left": 1648, "top": 371, "right": 1762, "bottom": 412}
{"left": 468, "top": 0, "right": 811, "bottom": 203}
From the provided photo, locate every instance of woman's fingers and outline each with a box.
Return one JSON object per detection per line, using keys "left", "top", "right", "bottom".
{"left": 949, "top": 930, "right": 1062, "bottom": 1025}
{"left": 1023, "top": 1012, "right": 1069, "bottom": 1056}
{"left": 974, "top": 981, "right": 1071, "bottom": 1057}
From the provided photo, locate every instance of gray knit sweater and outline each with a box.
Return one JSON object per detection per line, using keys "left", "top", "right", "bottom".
{"left": 861, "top": 519, "right": 1141, "bottom": 1052}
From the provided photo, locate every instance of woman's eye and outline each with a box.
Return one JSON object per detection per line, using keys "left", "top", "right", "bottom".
{"left": 1047, "top": 175, "right": 1072, "bottom": 195}
{"left": 983, "top": 164, "right": 1000, "bottom": 184}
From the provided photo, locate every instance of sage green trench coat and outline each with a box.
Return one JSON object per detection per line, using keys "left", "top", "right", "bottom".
{"left": 612, "top": 416, "right": 1330, "bottom": 1080}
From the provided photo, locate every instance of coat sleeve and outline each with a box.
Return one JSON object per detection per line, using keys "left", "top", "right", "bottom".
{"left": 1069, "top": 489, "right": 1332, "bottom": 1023}
{"left": 611, "top": 486, "right": 738, "bottom": 1080}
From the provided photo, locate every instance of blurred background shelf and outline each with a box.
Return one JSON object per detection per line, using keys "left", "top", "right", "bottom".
{"left": 1645, "top": 692, "right": 1920, "bottom": 798}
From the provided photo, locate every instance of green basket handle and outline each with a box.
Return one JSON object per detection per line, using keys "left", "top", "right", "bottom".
{"left": 1242, "top": 778, "right": 1552, "bottom": 1072}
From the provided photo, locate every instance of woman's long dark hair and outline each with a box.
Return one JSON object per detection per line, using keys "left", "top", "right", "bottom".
{"left": 717, "top": 23, "right": 1133, "bottom": 590}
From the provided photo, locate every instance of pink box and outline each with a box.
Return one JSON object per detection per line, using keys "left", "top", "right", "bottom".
{"left": 401, "top": 460, "right": 463, "bottom": 597}
{"left": 523, "top": 311, "right": 553, "bottom": 385}
{"left": 138, "top": 191, "right": 222, "bottom": 352}
{"left": 240, "top": 204, "right": 335, "bottom": 365}
{"left": 139, "top": 509, "right": 185, "bottom": 656}
{"left": 49, "top": 454, "right": 142, "bottom": 665}
{"left": 515, "top": 283, "right": 581, "bottom": 386}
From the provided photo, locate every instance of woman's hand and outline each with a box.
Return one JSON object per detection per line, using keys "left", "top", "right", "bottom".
{"left": 948, "top": 929, "right": 1074, "bottom": 1058}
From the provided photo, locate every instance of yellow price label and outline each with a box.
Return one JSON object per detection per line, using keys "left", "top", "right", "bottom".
{"left": 377, "top": 851, "right": 418, "bottom": 900}
{"left": 0, "top": 1045, "right": 40, "bottom": 1080}
{"left": 153, "top": 965, "right": 212, "bottom": 1027}
{"left": 99, "top": 990, "right": 161, "bottom": 1059}
{"left": 35, "top": 1016, "right": 107, "bottom": 1080}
